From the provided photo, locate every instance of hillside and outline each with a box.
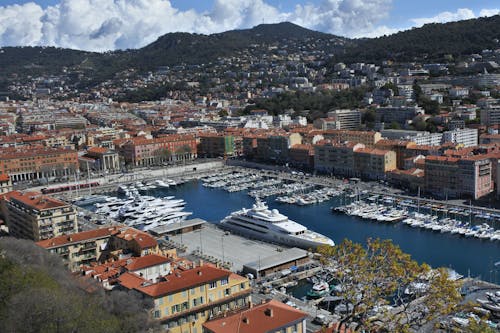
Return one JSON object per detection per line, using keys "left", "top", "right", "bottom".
{"left": 336, "top": 15, "right": 500, "bottom": 63}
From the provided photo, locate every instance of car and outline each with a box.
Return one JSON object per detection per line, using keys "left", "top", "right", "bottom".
{"left": 313, "top": 314, "right": 327, "bottom": 325}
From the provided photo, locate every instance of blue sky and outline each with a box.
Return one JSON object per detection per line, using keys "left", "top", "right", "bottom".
{"left": 0, "top": 0, "right": 498, "bottom": 51}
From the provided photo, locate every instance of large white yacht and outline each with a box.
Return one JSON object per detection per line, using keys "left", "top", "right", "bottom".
{"left": 220, "top": 198, "right": 334, "bottom": 249}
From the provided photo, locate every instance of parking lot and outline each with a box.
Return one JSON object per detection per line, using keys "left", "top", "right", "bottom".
{"left": 169, "top": 222, "right": 287, "bottom": 272}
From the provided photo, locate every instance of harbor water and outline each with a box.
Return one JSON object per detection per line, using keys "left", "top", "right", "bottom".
{"left": 123, "top": 179, "right": 500, "bottom": 283}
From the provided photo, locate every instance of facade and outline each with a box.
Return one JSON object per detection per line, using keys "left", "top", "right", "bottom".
{"left": 199, "top": 134, "right": 238, "bottom": 158}
{"left": 375, "top": 106, "right": 424, "bottom": 126}
{"left": 121, "top": 263, "right": 251, "bottom": 333}
{"left": 3, "top": 191, "right": 77, "bottom": 241}
{"left": 118, "top": 135, "right": 197, "bottom": 167}
{"left": 480, "top": 105, "right": 500, "bottom": 126}
{"left": 0, "top": 174, "right": 12, "bottom": 194}
{"left": 442, "top": 128, "right": 478, "bottom": 147}
{"left": 36, "top": 226, "right": 160, "bottom": 271}
{"left": 288, "top": 144, "right": 314, "bottom": 169}
{"left": 381, "top": 129, "right": 442, "bottom": 146}
{"left": 425, "top": 156, "right": 493, "bottom": 199}
{"left": 0, "top": 146, "right": 78, "bottom": 182}
{"left": 314, "top": 141, "right": 365, "bottom": 175}
{"left": 313, "top": 109, "right": 361, "bottom": 130}
{"left": 353, "top": 148, "right": 397, "bottom": 180}
{"left": 255, "top": 133, "right": 302, "bottom": 164}
{"left": 322, "top": 130, "right": 381, "bottom": 147}
{"left": 203, "top": 299, "right": 308, "bottom": 333}
{"left": 80, "top": 147, "right": 121, "bottom": 173}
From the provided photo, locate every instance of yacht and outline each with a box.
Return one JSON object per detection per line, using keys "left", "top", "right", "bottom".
{"left": 220, "top": 198, "right": 334, "bottom": 249}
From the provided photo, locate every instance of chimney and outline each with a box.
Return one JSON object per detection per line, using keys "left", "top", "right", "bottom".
{"left": 248, "top": 299, "right": 253, "bottom": 308}
{"left": 199, "top": 259, "right": 204, "bottom": 266}
{"left": 242, "top": 317, "right": 249, "bottom": 325}
{"left": 264, "top": 308, "right": 273, "bottom": 317}
{"left": 197, "top": 270, "right": 202, "bottom": 276}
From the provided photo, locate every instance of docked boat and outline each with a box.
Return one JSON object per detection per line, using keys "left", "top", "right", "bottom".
{"left": 220, "top": 198, "right": 334, "bottom": 249}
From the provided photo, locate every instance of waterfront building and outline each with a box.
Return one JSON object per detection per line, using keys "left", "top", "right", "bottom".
{"left": 289, "top": 144, "right": 314, "bottom": 169}
{"left": 424, "top": 156, "right": 493, "bottom": 199}
{"left": 322, "top": 130, "right": 381, "bottom": 147}
{"left": 2, "top": 191, "right": 77, "bottom": 241}
{"left": 79, "top": 147, "right": 121, "bottom": 174}
{"left": 36, "top": 225, "right": 161, "bottom": 271}
{"left": 375, "top": 139, "right": 416, "bottom": 169}
{"left": 255, "top": 133, "right": 302, "bottom": 164}
{"left": 0, "top": 146, "right": 78, "bottom": 182}
{"left": 199, "top": 134, "right": 239, "bottom": 158}
{"left": 354, "top": 148, "right": 397, "bottom": 180}
{"left": 387, "top": 168, "right": 425, "bottom": 191}
{"left": 117, "top": 135, "right": 197, "bottom": 167}
{"left": 203, "top": 299, "right": 308, "bottom": 333}
{"left": 314, "top": 141, "right": 365, "bottom": 176}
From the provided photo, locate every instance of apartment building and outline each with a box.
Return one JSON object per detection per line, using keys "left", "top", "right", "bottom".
{"left": 0, "top": 146, "right": 78, "bottom": 182}
{"left": 314, "top": 141, "right": 365, "bottom": 175}
{"left": 117, "top": 135, "right": 197, "bottom": 167}
{"left": 442, "top": 128, "right": 478, "bottom": 147}
{"left": 0, "top": 174, "right": 12, "bottom": 194}
{"left": 354, "top": 148, "right": 397, "bottom": 180}
{"left": 375, "top": 106, "right": 424, "bottom": 126}
{"left": 480, "top": 105, "right": 500, "bottom": 126}
{"left": 424, "top": 156, "right": 493, "bottom": 199}
{"left": 255, "top": 133, "right": 302, "bottom": 163}
{"left": 203, "top": 299, "right": 308, "bottom": 333}
{"left": 94, "top": 259, "right": 252, "bottom": 333}
{"left": 3, "top": 191, "right": 77, "bottom": 241}
{"left": 36, "top": 226, "right": 161, "bottom": 271}
{"left": 289, "top": 144, "right": 314, "bottom": 169}
{"left": 199, "top": 134, "right": 240, "bottom": 158}
{"left": 322, "top": 130, "right": 381, "bottom": 147}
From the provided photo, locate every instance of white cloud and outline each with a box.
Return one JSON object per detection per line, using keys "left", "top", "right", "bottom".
{"left": 0, "top": 1, "right": 497, "bottom": 51}
{"left": 479, "top": 8, "right": 499, "bottom": 17}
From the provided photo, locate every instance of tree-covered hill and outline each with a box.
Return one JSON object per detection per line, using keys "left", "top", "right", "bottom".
{"left": 336, "top": 15, "right": 500, "bottom": 64}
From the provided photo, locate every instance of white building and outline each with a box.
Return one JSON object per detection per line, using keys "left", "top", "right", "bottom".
{"left": 442, "top": 128, "right": 478, "bottom": 147}
{"left": 325, "top": 109, "right": 361, "bottom": 130}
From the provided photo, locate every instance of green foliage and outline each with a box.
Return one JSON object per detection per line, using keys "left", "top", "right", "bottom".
{"left": 335, "top": 15, "right": 500, "bottom": 63}
{"left": 0, "top": 238, "right": 159, "bottom": 333}
{"left": 248, "top": 88, "right": 368, "bottom": 120}
{"left": 318, "top": 238, "right": 462, "bottom": 333}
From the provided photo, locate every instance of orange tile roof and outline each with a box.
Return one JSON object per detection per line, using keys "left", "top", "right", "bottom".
{"left": 125, "top": 254, "right": 171, "bottom": 271}
{"left": 36, "top": 227, "right": 117, "bottom": 248}
{"left": 87, "top": 147, "right": 109, "bottom": 154}
{"left": 118, "top": 271, "right": 147, "bottom": 289}
{"left": 135, "top": 265, "right": 231, "bottom": 297}
{"left": 0, "top": 174, "right": 10, "bottom": 182}
{"left": 203, "top": 299, "right": 307, "bottom": 333}
{"left": 114, "top": 228, "right": 157, "bottom": 249}
{"left": 9, "top": 191, "right": 69, "bottom": 210}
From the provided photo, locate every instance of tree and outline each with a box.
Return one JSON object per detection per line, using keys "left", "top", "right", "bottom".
{"left": 317, "top": 239, "right": 462, "bottom": 333}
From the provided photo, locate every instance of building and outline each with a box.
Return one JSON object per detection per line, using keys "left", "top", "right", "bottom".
{"left": 203, "top": 299, "right": 308, "bottom": 333}
{"left": 0, "top": 146, "right": 78, "bottom": 182}
{"left": 288, "top": 144, "right": 314, "bottom": 169}
{"left": 375, "top": 106, "right": 424, "bottom": 126}
{"left": 112, "top": 261, "right": 252, "bottom": 333}
{"left": 79, "top": 147, "right": 121, "bottom": 173}
{"left": 117, "top": 135, "right": 197, "bottom": 167}
{"left": 424, "top": 156, "right": 492, "bottom": 199}
{"left": 375, "top": 139, "right": 416, "bottom": 169}
{"left": 480, "top": 105, "right": 500, "bottom": 126}
{"left": 322, "top": 130, "right": 381, "bottom": 147}
{"left": 0, "top": 174, "right": 12, "bottom": 194}
{"left": 36, "top": 225, "right": 161, "bottom": 271}
{"left": 316, "top": 109, "right": 361, "bottom": 130}
{"left": 314, "top": 141, "right": 365, "bottom": 176}
{"left": 381, "top": 129, "right": 442, "bottom": 146}
{"left": 242, "top": 247, "right": 309, "bottom": 279}
{"left": 255, "top": 133, "right": 302, "bottom": 164}
{"left": 442, "top": 128, "right": 478, "bottom": 147}
{"left": 3, "top": 191, "right": 77, "bottom": 241}
{"left": 199, "top": 134, "right": 240, "bottom": 158}
{"left": 353, "top": 148, "right": 397, "bottom": 180}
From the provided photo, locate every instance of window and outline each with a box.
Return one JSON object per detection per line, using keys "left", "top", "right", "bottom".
{"left": 158, "top": 297, "right": 163, "bottom": 305}
{"left": 164, "top": 308, "right": 169, "bottom": 316}
{"left": 200, "top": 285, "right": 205, "bottom": 292}
{"left": 209, "top": 281, "right": 217, "bottom": 289}
{"left": 225, "top": 288, "right": 231, "bottom": 296}
{"left": 182, "top": 290, "right": 187, "bottom": 298}
{"left": 240, "top": 282, "right": 245, "bottom": 289}
{"left": 220, "top": 278, "right": 228, "bottom": 286}
{"left": 154, "top": 310, "right": 161, "bottom": 318}
{"left": 168, "top": 295, "right": 173, "bottom": 302}
{"left": 190, "top": 288, "right": 195, "bottom": 295}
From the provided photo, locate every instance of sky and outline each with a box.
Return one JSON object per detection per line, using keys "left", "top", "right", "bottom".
{"left": 0, "top": 0, "right": 498, "bottom": 52}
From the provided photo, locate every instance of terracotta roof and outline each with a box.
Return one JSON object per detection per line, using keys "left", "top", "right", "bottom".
{"left": 125, "top": 254, "right": 171, "bottom": 271}
{"left": 135, "top": 265, "right": 231, "bottom": 297}
{"left": 118, "top": 272, "right": 147, "bottom": 289}
{"left": 87, "top": 147, "right": 109, "bottom": 154}
{"left": 203, "top": 299, "right": 307, "bottom": 333}
{"left": 115, "top": 228, "right": 157, "bottom": 249}
{"left": 36, "top": 226, "right": 121, "bottom": 248}
{"left": 0, "top": 174, "right": 10, "bottom": 182}
{"left": 9, "top": 191, "right": 70, "bottom": 210}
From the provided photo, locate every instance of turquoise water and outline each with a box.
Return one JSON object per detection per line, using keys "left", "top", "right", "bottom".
{"left": 144, "top": 180, "right": 500, "bottom": 283}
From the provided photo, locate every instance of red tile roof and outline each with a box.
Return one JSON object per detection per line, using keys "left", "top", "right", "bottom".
{"left": 36, "top": 226, "right": 119, "bottom": 248}
{"left": 135, "top": 265, "right": 231, "bottom": 297}
{"left": 9, "top": 191, "right": 69, "bottom": 210}
{"left": 203, "top": 299, "right": 307, "bottom": 333}
{"left": 125, "top": 254, "right": 171, "bottom": 271}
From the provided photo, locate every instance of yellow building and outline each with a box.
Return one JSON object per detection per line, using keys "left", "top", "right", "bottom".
{"left": 36, "top": 225, "right": 162, "bottom": 271}
{"left": 119, "top": 262, "right": 252, "bottom": 333}
{"left": 3, "top": 191, "right": 77, "bottom": 241}
{"left": 354, "top": 148, "right": 397, "bottom": 180}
